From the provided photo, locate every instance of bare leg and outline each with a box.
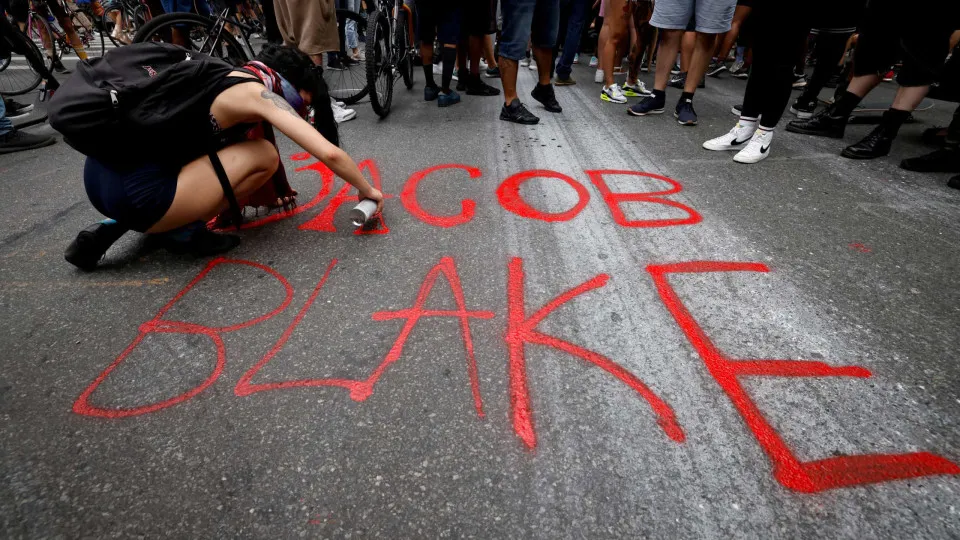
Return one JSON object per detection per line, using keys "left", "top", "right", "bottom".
{"left": 679, "top": 31, "right": 695, "bottom": 71}
{"left": 847, "top": 73, "right": 881, "bottom": 98}
{"left": 684, "top": 32, "right": 717, "bottom": 93}
{"left": 601, "top": 0, "right": 629, "bottom": 87}
{"left": 654, "top": 29, "right": 683, "bottom": 90}
{"left": 714, "top": 5, "right": 751, "bottom": 61}
{"left": 483, "top": 34, "right": 498, "bottom": 69}
{"left": 533, "top": 46, "right": 553, "bottom": 85}
{"left": 147, "top": 140, "right": 279, "bottom": 233}
{"left": 891, "top": 85, "right": 930, "bottom": 111}
{"left": 502, "top": 57, "right": 520, "bottom": 103}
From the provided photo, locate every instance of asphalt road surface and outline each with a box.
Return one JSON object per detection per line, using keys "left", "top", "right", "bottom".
{"left": 2, "top": 62, "right": 959, "bottom": 538}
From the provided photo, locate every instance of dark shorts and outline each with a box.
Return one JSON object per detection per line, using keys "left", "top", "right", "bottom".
{"left": 160, "top": 0, "right": 210, "bottom": 15}
{"left": 461, "top": 0, "right": 492, "bottom": 37}
{"left": 500, "top": 0, "right": 560, "bottom": 60}
{"left": 418, "top": 0, "right": 461, "bottom": 44}
{"left": 84, "top": 157, "right": 179, "bottom": 233}
{"left": 853, "top": 0, "right": 954, "bottom": 87}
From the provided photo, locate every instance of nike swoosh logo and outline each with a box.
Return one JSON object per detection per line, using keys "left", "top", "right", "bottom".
{"left": 730, "top": 138, "right": 748, "bottom": 146}
{"left": 760, "top": 144, "right": 770, "bottom": 154}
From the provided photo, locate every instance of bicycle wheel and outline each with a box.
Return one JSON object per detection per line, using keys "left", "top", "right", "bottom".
{"left": 0, "top": 23, "right": 44, "bottom": 95}
{"left": 365, "top": 9, "right": 392, "bottom": 118}
{"left": 395, "top": 8, "right": 412, "bottom": 90}
{"left": 70, "top": 10, "right": 105, "bottom": 57}
{"left": 25, "top": 12, "right": 60, "bottom": 65}
{"left": 324, "top": 9, "right": 368, "bottom": 105}
{"left": 133, "top": 12, "right": 248, "bottom": 65}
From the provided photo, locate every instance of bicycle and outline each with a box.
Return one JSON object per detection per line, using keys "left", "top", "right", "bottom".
{"left": 324, "top": 8, "right": 368, "bottom": 106}
{"left": 132, "top": 8, "right": 257, "bottom": 65}
{"left": 23, "top": 0, "right": 108, "bottom": 65}
{"left": 0, "top": 11, "right": 59, "bottom": 96}
{"left": 100, "top": 0, "right": 153, "bottom": 47}
{"left": 364, "top": 0, "right": 414, "bottom": 118}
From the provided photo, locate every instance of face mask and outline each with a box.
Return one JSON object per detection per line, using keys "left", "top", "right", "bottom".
{"left": 278, "top": 74, "right": 307, "bottom": 117}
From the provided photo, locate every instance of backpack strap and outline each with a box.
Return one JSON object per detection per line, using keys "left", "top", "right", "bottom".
{"left": 208, "top": 150, "right": 244, "bottom": 229}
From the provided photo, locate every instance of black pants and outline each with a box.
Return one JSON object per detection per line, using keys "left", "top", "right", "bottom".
{"left": 740, "top": 4, "right": 807, "bottom": 127}
{"left": 799, "top": 31, "right": 852, "bottom": 101}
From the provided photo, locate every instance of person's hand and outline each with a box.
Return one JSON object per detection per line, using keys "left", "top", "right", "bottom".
{"left": 361, "top": 188, "right": 384, "bottom": 216}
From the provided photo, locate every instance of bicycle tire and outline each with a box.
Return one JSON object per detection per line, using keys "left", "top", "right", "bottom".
{"left": 324, "top": 9, "right": 368, "bottom": 105}
{"left": 26, "top": 13, "right": 60, "bottom": 66}
{"left": 0, "top": 21, "right": 44, "bottom": 95}
{"left": 395, "top": 9, "right": 412, "bottom": 90}
{"left": 365, "top": 10, "right": 392, "bottom": 118}
{"left": 70, "top": 10, "right": 105, "bottom": 58}
{"left": 133, "top": 11, "right": 249, "bottom": 65}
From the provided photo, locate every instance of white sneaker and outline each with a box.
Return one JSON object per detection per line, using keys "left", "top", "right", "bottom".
{"left": 331, "top": 99, "right": 357, "bottom": 123}
{"left": 479, "top": 59, "right": 488, "bottom": 70}
{"left": 573, "top": 53, "right": 579, "bottom": 64}
{"left": 529, "top": 60, "right": 537, "bottom": 70}
{"left": 622, "top": 81, "right": 652, "bottom": 97}
{"left": 733, "top": 128, "right": 774, "bottom": 164}
{"left": 589, "top": 56, "right": 598, "bottom": 67}
{"left": 594, "top": 69, "right": 604, "bottom": 83}
{"left": 520, "top": 58, "right": 530, "bottom": 67}
{"left": 702, "top": 122, "right": 756, "bottom": 151}
{"left": 601, "top": 84, "right": 627, "bottom": 104}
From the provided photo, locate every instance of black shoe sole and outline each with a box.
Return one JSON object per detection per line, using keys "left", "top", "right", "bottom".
{"left": 628, "top": 108, "right": 663, "bottom": 116}
{"left": 0, "top": 136, "right": 56, "bottom": 154}
{"left": 500, "top": 113, "right": 539, "bottom": 125}
{"left": 466, "top": 88, "right": 501, "bottom": 96}
{"left": 841, "top": 148, "right": 888, "bottom": 160}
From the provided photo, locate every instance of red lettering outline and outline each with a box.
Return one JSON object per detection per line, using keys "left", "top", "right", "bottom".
{"left": 73, "top": 258, "right": 294, "bottom": 418}
{"left": 585, "top": 170, "right": 702, "bottom": 228}
{"left": 299, "top": 159, "right": 392, "bottom": 235}
{"left": 506, "top": 257, "right": 685, "bottom": 449}
{"left": 496, "top": 170, "right": 590, "bottom": 222}
{"left": 401, "top": 164, "right": 481, "bottom": 227}
{"left": 647, "top": 261, "right": 959, "bottom": 492}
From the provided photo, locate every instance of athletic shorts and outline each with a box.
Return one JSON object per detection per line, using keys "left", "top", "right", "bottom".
{"left": 84, "top": 158, "right": 179, "bottom": 233}
{"left": 650, "top": 0, "right": 736, "bottom": 34}
{"left": 418, "top": 0, "right": 461, "bottom": 44}
{"left": 853, "top": 0, "right": 955, "bottom": 87}
{"left": 499, "top": 0, "right": 560, "bottom": 60}
{"left": 459, "top": 0, "right": 491, "bottom": 37}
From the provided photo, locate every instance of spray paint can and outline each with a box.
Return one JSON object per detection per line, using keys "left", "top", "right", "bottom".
{"left": 350, "top": 199, "right": 378, "bottom": 227}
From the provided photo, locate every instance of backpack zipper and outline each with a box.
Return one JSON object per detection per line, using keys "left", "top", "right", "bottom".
{"left": 109, "top": 89, "right": 119, "bottom": 107}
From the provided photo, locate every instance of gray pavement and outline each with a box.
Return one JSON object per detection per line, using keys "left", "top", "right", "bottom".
{"left": 2, "top": 63, "right": 960, "bottom": 538}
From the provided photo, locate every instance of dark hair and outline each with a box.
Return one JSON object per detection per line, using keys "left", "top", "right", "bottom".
{"left": 256, "top": 43, "right": 339, "bottom": 147}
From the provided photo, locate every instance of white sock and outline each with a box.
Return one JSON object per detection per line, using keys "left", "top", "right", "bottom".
{"left": 758, "top": 125, "right": 775, "bottom": 137}
{"left": 739, "top": 115, "right": 758, "bottom": 131}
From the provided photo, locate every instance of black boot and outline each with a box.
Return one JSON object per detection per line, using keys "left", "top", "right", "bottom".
{"left": 531, "top": 83, "right": 562, "bottom": 113}
{"left": 841, "top": 124, "right": 896, "bottom": 159}
{"left": 786, "top": 103, "right": 848, "bottom": 138}
{"left": 64, "top": 221, "right": 129, "bottom": 271}
{"left": 155, "top": 222, "right": 240, "bottom": 257}
{"left": 900, "top": 148, "right": 960, "bottom": 173}
{"left": 948, "top": 175, "right": 960, "bottom": 190}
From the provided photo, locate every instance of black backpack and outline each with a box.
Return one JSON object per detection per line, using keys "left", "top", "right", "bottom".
{"left": 49, "top": 42, "right": 249, "bottom": 226}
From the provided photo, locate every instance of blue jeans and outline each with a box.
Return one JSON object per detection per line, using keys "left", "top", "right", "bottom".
{"left": 337, "top": 0, "right": 360, "bottom": 50}
{"left": 0, "top": 97, "right": 12, "bottom": 136}
{"left": 500, "top": 0, "right": 560, "bottom": 61}
{"left": 554, "top": 0, "right": 588, "bottom": 79}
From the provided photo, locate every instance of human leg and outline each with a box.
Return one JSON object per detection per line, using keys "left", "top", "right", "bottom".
{"left": 555, "top": 0, "right": 588, "bottom": 81}
{"left": 600, "top": 0, "right": 629, "bottom": 88}
{"left": 530, "top": 0, "right": 562, "bottom": 112}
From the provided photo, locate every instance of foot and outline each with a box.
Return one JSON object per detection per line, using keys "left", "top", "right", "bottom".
{"left": 455, "top": 71, "right": 467, "bottom": 92}
{"left": 841, "top": 125, "right": 894, "bottom": 159}
{"left": 438, "top": 89, "right": 461, "bottom": 107}
{"left": 621, "top": 81, "right": 652, "bottom": 97}
{"left": 531, "top": 83, "right": 562, "bottom": 113}
{"left": 589, "top": 56, "right": 598, "bottom": 68}
{"left": 668, "top": 72, "right": 686, "bottom": 89}
{"left": 670, "top": 63, "right": 681, "bottom": 75}
{"left": 3, "top": 98, "right": 34, "bottom": 121}
{"left": 520, "top": 58, "right": 530, "bottom": 67}
{"left": 675, "top": 98, "right": 698, "bottom": 126}
{"left": 731, "top": 63, "right": 750, "bottom": 79}
{"left": 158, "top": 224, "right": 241, "bottom": 257}
{"left": 0, "top": 129, "right": 56, "bottom": 154}
{"left": 327, "top": 56, "right": 344, "bottom": 70}
{"left": 554, "top": 74, "right": 576, "bottom": 86}
{"left": 601, "top": 84, "right": 627, "bottom": 104}
{"left": 733, "top": 128, "right": 773, "bottom": 164}
{"left": 64, "top": 221, "right": 129, "bottom": 271}
{"left": 528, "top": 60, "right": 537, "bottom": 70}
{"left": 573, "top": 53, "right": 580, "bottom": 64}
{"left": 500, "top": 99, "right": 540, "bottom": 124}
{"left": 792, "top": 72, "right": 807, "bottom": 88}
{"left": 730, "top": 103, "right": 743, "bottom": 116}
{"left": 594, "top": 69, "right": 604, "bottom": 84}
{"left": 331, "top": 100, "right": 357, "bottom": 123}
{"left": 51, "top": 59, "right": 71, "bottom": 74}
{"left": 703, "top": 122, "right": 755, "bottom": 151}
{"left": 706, "top": 60, "right": 727, "bottom": 77}
{"left": 921, "top": 126, "right": 948, "bottom": 145}
{"left": 948, "top": 175, "right": 960, "bottom": 190}
{"left": 485, "top": 66, "right": 501, "bottom": 78}
{"left": 466, "top": 76, "right": 500, "bottom": 96}
{"left": 424, "top": 84, "right": 440, "bottom": 101}
{"left": 628, "top": 93, "right": 665, "bottom": 116}
{"left": 785, "top": 105, "right": 847, "bottom": 138}
{"left": 789, "top": 95, "right": 817, "bottom": 120}
{"left": 900, "top": 148, "right": 960, "bottom": 172}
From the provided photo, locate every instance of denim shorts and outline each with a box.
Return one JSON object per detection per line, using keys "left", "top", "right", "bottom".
{"left": 649, "top": 0, "right": 735, "bottom": 34}
{"left": 160, "top": 0, "right": 210, "bottom": 16}
{"left": 499, "top": 0, "right": 560, "bottom": 60}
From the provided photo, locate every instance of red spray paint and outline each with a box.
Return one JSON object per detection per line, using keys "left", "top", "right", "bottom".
{"left": 585, "top": 170, "right": 701, "bottom": 228}
{"left": 401, "top": 164, "right": 482, "bottom": 228}
{"left": 496, "top": 170, "right": 590, "bottom": 222}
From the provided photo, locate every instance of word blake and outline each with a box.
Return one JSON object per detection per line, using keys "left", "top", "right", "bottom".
{"left": 228, "top": 153, "right": 703, "bottom": 232}
{"left": 73, "top": 256, "right": 960, "bottom": 494}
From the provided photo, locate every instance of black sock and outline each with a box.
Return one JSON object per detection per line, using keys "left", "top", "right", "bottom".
{"left": 652, "top": 88, "right": 666, "bottom": 101}
{"left": 880, "top": 108, "right": 911, "bottom": 135}
{"left": 423, "top": 64, "right": 436, "bottom": 87}
{"left": 679, "top": 91, "right": 694, "bottom": 103}
{"left": 831, "top": 91, "right": 863, "bottom": 118}
{"left": 441, "top": 47, "right": 457, "bottom": 92}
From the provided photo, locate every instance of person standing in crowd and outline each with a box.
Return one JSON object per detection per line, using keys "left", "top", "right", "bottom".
{"left": 273, "top": 0, "right": 357, "bottom": 122}
{"left": 498, "top": 0, "right": 563, "bottom": 125}
{"left": 457, "top": 0, "right": 502, "bottom": 97}
{"left": 628, "top": 0, "right": 737, "bottom": 125}
{"left": 786, "top": 0, "right": 959, "bottom": 160}
{"left": 0, "top": 98, "right": 56, "bottom": 154}
{"left": 553, "top": 0, "right": 590, "bottom": 86}
{"left": 418, "top": 1, "right": 463, "bottom": 106}
{"left": 596, "top": 0, "right": 654, "bottom": 103}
